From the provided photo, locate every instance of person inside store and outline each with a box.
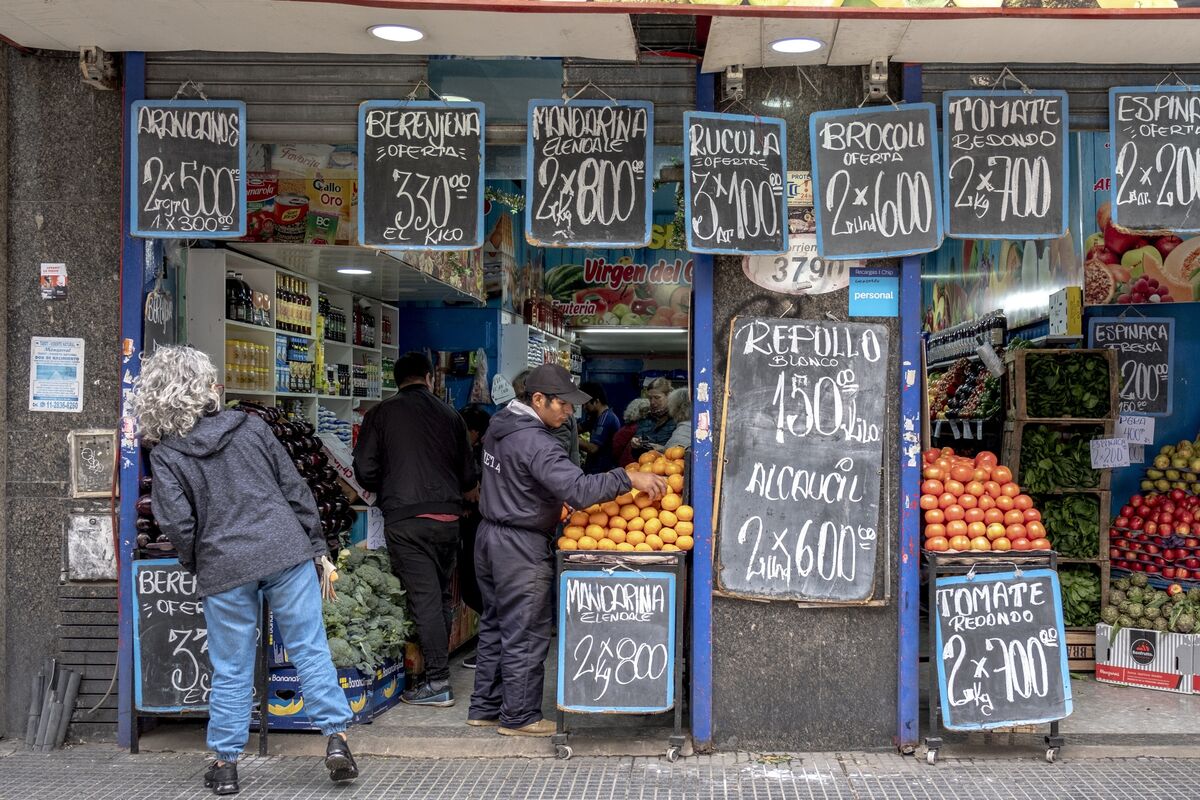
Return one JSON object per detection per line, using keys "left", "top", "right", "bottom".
{"left": 612, "top": 397, "right": 650, "bottom": 468}
{"left": 577, "top": 381, "right": 621, "bottom": 474}
{"left": 512, "top": 368, "right": 580, "bottom": 466}
{"left": 134, "top": 346, "right": 358, "bottom": 794}
{"left": 457, "top": 403, "right": 492, "bottom": 671}
{"left": 631, "top": 377, "right": 677, "bottom": 456}
{"left": 469, "top": 364, "right": 668, "bottom": 737}
{"left": 649, "top": 387, "right": 692, "bottom": 454}
{"left": 353, "top": 352, "right": 477, "bottom": 708}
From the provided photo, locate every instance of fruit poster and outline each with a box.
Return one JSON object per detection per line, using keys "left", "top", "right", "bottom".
{"left": 1080, "top": 132, "right": 1197, "bottom": 307}
{"left": 544, "top": 217, "right": 693, "bottom": 328}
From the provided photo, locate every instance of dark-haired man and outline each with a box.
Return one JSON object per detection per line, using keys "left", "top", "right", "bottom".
{"left": 469, "top": 365, "right": 667, "bottom": 736}
{"left": 578, "top": 382, "right": 621, "bottom": 474}
{"left": 353, "top": 351, "right": 476, "bottom": 707}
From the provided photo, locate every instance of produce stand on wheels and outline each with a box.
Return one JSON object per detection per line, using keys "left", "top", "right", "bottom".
{"left": 924, "top": 551, "right": 1069, "bottom": 766}
{"left": 553, "top": 551, "right": 687, "bottom": 762}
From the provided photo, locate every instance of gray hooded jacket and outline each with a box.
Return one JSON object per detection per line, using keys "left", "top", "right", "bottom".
{"left": 150, "top": 411, "right": 324, "bottom": 597}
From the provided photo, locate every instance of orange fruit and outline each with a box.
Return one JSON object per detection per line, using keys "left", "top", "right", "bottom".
{"left": 621, "top": 504, "right": 640, "bottom": 520}
{"left": 558, "top": 537, "right": 577, "bottom": 550}
{"left": 616, "top": 542, "right": 635, "bottom": 552}
{"left": 639, "top": 463, "right": 655, "bottom": 473}
{"left": 652, "top": 461, "right": 668, "bottom": 475}
{"left": 597, "top": 538, "right": 616, "bottom": 550}
{"left": 667, "top": 475, "right": 685, "bottom": 493}
{"left": 676, "top": 505, "right": 694, "bottom": 522}
{"left": 645, "top": 534, "right": 664, "bottom": 550}
{"left": 627, "top": 517, "right": 645, "bottom": 532}
{"left": 577, "top": 536, "right": 599, "bottom": 550}
{"left": 641, "top": 506, "right": 658, "bottom": 521}
{"left": 609, "top": 515, "right": 628, "bottom": 531}
{"left": 665, "top": 446, "right": 686, "bottom": 460}
{"left": 625, "top": 463, "right": 639, "bottom": 473}
{"left": 661, "top": 544, "right": 681, "bottom": 552}
{"left": 564, "top": 526, "right": 585, "bottom": 541}
{"left": 644, "top": 518, "right": 663, "bottom": 536}
{"left": 626, "top": 530, "right": 646, "bottom": 546}
{"left": 661, "top": 494, "right": 682, "bottom": 512}
{"left": 639, "top": 451, "right": 657, "bottom": 465}
{"left": 659, "top": 510, "right": 678, "bottom": 528}
{"left": 676, "top": 535, "right": 694, "bottom": 551}
{"left": 615, "top": 493, "right": 634, "bottom": 506}
{"left": 607, "top": 528, "right": 627, "bottom": 544}
{"left": 666, "top": 463, "right": 684, "bottom": 476}
{"left": 585, "top": 524, "right": 606, "bottom": 540}
{"left": 588, "top": 512, "right": 609, "bottom": 527}
{"left": 569, "top": 511, "right": 589, "bottom": 527}
{"left": 659, "top": 527, "right": 677, "bottom": 544}
{"left": 634, "top": 543, "right": 654, "bottom": 552}
{"left": 586, "top": 504, "right": 602, "bottom": 515}
{"left": 634, "top": 494, "right": 654, "bottom": 509}
{"left": 601, "top": 501, "right": 621, "bottom": 517}
{"left": 676, "top": 521, "right": 693, "bottom": 536}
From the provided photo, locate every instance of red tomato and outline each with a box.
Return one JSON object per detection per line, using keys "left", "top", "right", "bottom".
{"left": 993, "top": 466, "right": 1013, "bottom": 484}
{"left": 1011, "top": 537, "right": 1032, "bottom": 551}
{"left": 944, "top": 480, "right": 966, "bottom": 497}
{"left": 996, "top": 495, "right": 1015, "bottom": 511}
{"left": 965, "top": 481, "right": 986, "bottom": 497}
{"left": 939, "top": 493, "right": 958, "bottom": 509}
{"left": 947, "top": 520, "right": 968, "bottom": 538}
{"left": 964, "top": 508, "right": 986, "bottom": 524}
{"left": 948, "top": 535, "right": 972, "bottom": 552}
{"left": 959, "top": 494, "right": 978, "bottom": 509}
{"left": 1014, "top": 494, "right": 1033, "bottom": 510}
{"left": 1026, "top": 521, "right": 1047, "bottom": 539}
{"left": 975, "top": 451, "right": 999, "bottom": 468}
{"left": 984, "top": 481, "right": 1003, "bottom": 499}
{"left": 967, "top": 521, "right": 987, "bottom": 539}
{"left": 1006, "top": 523, "right": 1028, "bottom": 540}
{"left": 925, "top": 508, "right": 945, "bottom": 524}
{"left": 1023, "top": 508, "right": 1042, "bottom": 523}
{"left": 925, "top": 536, "right": 949, "bottom": 552}
{"left": 1001, "top": 483, "right": 1021, "bottom": 498}
{"left": 926, "top": 523, "right": 947, "bottom": 540}
{"left": 920, "top": 494, "right": 939, "bottom": 511}
{"left": 945, "top": 505, "right": 966, "bottom": 521}
{"left": 978, "top": 495, "right": 997, "bottom": 511}
{"left": 923, "top": 466, "right": 945, "bottom": 481}
{"left": 1030, "top": 538, "right": 1051, "bottom": 550}
{"left": 923, "top": 448, "right": 942, "bottom": 464}
{"left": 922, "top": 480, "right": 945, "bottom": 496}
{"left": 1005, "top": 509, "right": 1026, "bottom": 526}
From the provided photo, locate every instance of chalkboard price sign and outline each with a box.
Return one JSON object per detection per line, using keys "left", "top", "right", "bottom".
{"left": 1088, "top": 317, "right": 1175, "bottom": 416}
{"left": 557, "top": 570, "right": 676, "bottom": 713}
{"left": 130, "top": 100, "right": 246, "bottom": 238}
{"left": 943, "top": 90, "right": 1069, "bottom": 240}
{"left": 934, "top": 569, "right": 1072, "bottom": 730}
{"left": 715, "top": 317, "right": 889, "bottom": 603}
{"left": 809, "top": 104, "right": 943, "bottom": 260}
{"left": 357, "top": 101, "right": 486, "bottom": 250}
{"left": 133, "top": 559, "right": 212, "bottom": 712}
{"left": 683, "top": 112, "right": 788, "bottom": 255}
{"left": 526, "top": 100, "right": 654, "bottom": 248}
{"left": 1110, "top": 86, "right": 1200, "bottom": 232}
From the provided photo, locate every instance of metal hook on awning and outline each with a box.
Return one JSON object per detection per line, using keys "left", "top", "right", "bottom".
{"left": 562, "top": 81, "right": 619, "bottom": 106}
{"left": 1155, "top": 70, "right": 1191, "bottom": 91}
{"left": 990, "top": 66, "right": 1034, "bottom": 95}
{"left": 858, "top": 91, "right": 901, "bottom": 111}
{"left": 405, "top": 80, "right": 448, "bottom": 102}
{"left": 171, "top": 80, "right": 208, "bottom": 101}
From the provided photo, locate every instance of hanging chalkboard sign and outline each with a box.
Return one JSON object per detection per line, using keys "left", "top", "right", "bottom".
{"left": 1110, "top": 86, "right": 1200, "bottom": 232}
{"left": 132, "top": 559, "right": 213, "bottom": 712}
{"left": 714, "top": 317, "right": 890, "bottom": 603}
{"left": 526, "top": 99, "right": 654, "bottom": 248}
{"left": 1088, "top": 317, "right": 1175, "bottom": 416}
{"left": 683, "top": 111, "right": 788, "bottom": 255}
{"left": 933, "top": 569, "right": 1072, "bottom": 730}
{"left": 130, "top": 100, "right": 247, "bottom": 238}
{"left": 357, "top": 100, "right": 486, "bottom": 250}
{"left": 942, "top": 90, "right": 1069, "bottom": 240}
{"left": 557, "top": 569, "right": 676, "bottom": 713}
{"left": 809, "top": 103, "right": 943, "bottom": 260}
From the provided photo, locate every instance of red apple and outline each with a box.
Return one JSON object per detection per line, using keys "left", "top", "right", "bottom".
{"left": 1131, "top": 495, "right": 1145, "bottom": 507}
{"left": 1156, "top": 235, "right": 1184, "bottom": 258}
{"left": 1146, "top": 522, "right": 1159, "bottom": 536}
{"left": 1186, "top": 558, "right": 1200, "bottom": 569}
{"left": 1121, "top": 505, "right": 1136, "bottom": 518}
{"left": 1164, "top": 567, "right": 1177, "bottom": 579}
{"left": 1147, "top": 565, "right": 1161, "bottom": 574}
{"left": 1087, "top": 244, "right": 1121, "bottom": 266}
{"left": 1177, "top": 523, "right": 1191, "bottom": 536}
{"left": 1115, "top": 516, "right": 1130, "bottom": 528}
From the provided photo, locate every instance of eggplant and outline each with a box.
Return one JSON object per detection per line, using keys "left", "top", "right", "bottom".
{"left": 292, "top": 459, "right": 308, "bottom": 476}
{"left": 139, "top": 476, "right": 154, "bottom": 493}
{"left": 136, "top": 534, "right": 151, "bottom": 548}
{"left": 135, "top": 517, "right": 158, "bottom": 533}
{"left": 135, "top": 495, "right": 154, "bottom": 518}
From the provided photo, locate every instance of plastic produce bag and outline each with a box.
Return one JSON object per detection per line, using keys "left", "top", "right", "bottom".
{"left": 470, "top": 347, "right": 491, "bottom": 405}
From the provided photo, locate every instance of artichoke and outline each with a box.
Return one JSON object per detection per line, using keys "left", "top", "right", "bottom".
{"left": 1126, "top": 603, "right": 1145, "bottom": 619}
{"left": 1126, "top": 587, "right": 1145, "bottom": 604}
{"left": 1101, "top": 606, "right": 1121, "bottom": 624}
{"left": 1109, "top": 589, "right": 1127, "bottom": 605}
{"left": 1117, "top": 615, "right": 1135, "bottom": 629}
{"left": 1114, "top": 577, "right": 1131, "bottom": 592}
{"left": 1188, "top": 587, "right": 1200, "bottom": 603}
{"left": 1175, "top": 613, "right": 1196, "bottom": 634}
{"left": 1131, "top": 573, "right": 1150, "bottom": 588}
{"left": 1120, "top": 601, "right": 1135, "bottom": 615}
{"left": 1154, "top": 618, "right": 1170, "bottom": 632}
{"left": 1145, "top": 606, "right": 1162, "bottom": 621}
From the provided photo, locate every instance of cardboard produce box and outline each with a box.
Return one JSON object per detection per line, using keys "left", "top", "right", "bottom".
{"left": 265, "top": 666, "right": 373, "bottom": 731}
{"left": 1095, "top": 623, "right": 1198, "bottom": 695}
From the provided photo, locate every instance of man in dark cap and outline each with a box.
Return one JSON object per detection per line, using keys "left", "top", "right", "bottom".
{"left": 469, "top": 365, "right": 667, "bottom": 737}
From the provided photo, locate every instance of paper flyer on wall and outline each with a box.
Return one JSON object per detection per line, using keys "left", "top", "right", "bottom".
{"left": 29, "top": 336, "right": 84, "bottom": 412}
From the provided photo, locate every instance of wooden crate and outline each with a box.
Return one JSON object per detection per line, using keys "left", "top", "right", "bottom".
{"left": 1002, "top": 419, "right": 1116, "bottom": 494}
{"left": 1005, "top": 348, "right": 1119, "bottom": 423}
{"left": 1066, "top": 628, "right": 1097, "bottom": 672}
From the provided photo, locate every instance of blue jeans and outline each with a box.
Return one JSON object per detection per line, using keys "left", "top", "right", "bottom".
{"left": 203, "top": 560, "right": 351, "bottom": 762}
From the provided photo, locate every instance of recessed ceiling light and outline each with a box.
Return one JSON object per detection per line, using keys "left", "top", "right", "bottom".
{"left": 770, "top": 37, "right": 824, "bottom": 54}
{"left": 369, "top": 24, "right": 424, "bottom": 43}
{"left": 441, "top": 95, "right": 471, "bottom": 103}
{"left": 337, "top": 268, "right": 372, "bottom": 276}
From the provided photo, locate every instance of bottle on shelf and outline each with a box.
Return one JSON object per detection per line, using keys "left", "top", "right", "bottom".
{"left": 226, "top": 271, "right": 241, "bottom": 322}
{"left": 381, "top": 311, "right": 393, "bottom": 346}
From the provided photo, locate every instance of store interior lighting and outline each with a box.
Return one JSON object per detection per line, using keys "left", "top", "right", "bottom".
{"left": 336, "top": 268, "right": 372, "bottom": 276}
{"left": 368, "top": 24, "right": 424, "bottom": 43}
{"left": 769, "top": 37, "right": 824, "bottom": 55}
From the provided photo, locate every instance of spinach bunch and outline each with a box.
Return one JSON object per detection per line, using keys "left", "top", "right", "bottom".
{"left": 1059, "top": 566, "right": 1102, "bottom": 628}
{"left": 1020, "top": 425, "right": 1102, "bottom": 493}
{"left": 1039, "top": 494, "right": 1100, "bottom": 559}
{"left": 1026, "top": 353, "right": 1111, "bottom": 418}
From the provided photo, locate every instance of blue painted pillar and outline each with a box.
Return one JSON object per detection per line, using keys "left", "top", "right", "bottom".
{"left": 896, "top": 63, "right": 924, "bottom": 752}
{"left": 117, "top": 51, "right": 147, "bottom": 749}
{"left": 689, "top": 68, "right": 716, "bottom": 750}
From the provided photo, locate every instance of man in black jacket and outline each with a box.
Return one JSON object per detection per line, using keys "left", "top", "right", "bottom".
{"left": 353, "top": 352, "right": 476, "bottom": 707}
{"left": 469, "top": 365, "right": 666, "bottom": 736}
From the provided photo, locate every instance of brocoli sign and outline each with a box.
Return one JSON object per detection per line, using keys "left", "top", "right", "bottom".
{"left": 933, "top": 569, "right": 1072, "bottom": 730}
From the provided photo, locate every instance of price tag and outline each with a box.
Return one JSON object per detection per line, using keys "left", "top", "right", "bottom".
{"left": 1116, "top": 414, "right": 1155, "bottom": 446}
{"left": 742, "top": 234, "right": 854, "bottom": 296}
{"left": 366, "top": 507, "right": 385, "bottom": 550}
{"left": 1128, "top": 443, "right": 1146, "bottom": 463}
{"left": 1090, "top": 438, "right": 1131, "bottom": 469}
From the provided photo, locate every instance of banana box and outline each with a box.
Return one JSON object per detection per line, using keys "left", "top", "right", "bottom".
{"left": 265, "top": 666, "right": 373, "bottom": 731}
{"left": 1095, "top": 623, "right": 1198, "bottom": 695}
{"left": 369, "top": 659, "right": 405, "bottom": 718}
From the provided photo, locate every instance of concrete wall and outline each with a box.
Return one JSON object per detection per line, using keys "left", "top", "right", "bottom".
{"left": 2, "top": 45, "right": 122, "bottom": 739}
{"left": 709, "top": 66, "right": 903, "bottom": 751}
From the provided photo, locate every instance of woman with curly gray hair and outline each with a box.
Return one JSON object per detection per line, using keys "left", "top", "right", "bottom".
{"left": 134, "top": 346, "right": 358, "bottom": 795}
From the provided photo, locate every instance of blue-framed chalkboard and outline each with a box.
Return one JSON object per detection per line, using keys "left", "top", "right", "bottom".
{"left": 809, "top": 103, "right": 944, "bottom": 261}
{"left": 1088, "top": 316, "right": 1175, "bottom": 417}
{"left": 132, "top": 558, "right": 211, "bottom": 714}
{"left": 933, "top": 569, "right": 1072, "bottom": 731}
{"left": 526, "top": 99, "right": 654, "bottom": 249}
{"left": 942, "top": 90, "right": 1069, "bottom": 241}
{"left": 682, "top": 111, "right": 789, "bottom": 256}
{"left": 557, "top": 569, "right": 676, "bottom": 714}
{"left": 1110, "top": 85, "right": 1200, "bottom": 233}
{"left": 357, "top": 100, "right": 486, "bottom": 251}
{"left": 129, "top": 100, "right": 247, "bottom": 239}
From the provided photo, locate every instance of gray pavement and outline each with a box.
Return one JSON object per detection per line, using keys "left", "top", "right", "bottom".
{"left": 2, "top": 743, "right": 1199, "bottom": 799}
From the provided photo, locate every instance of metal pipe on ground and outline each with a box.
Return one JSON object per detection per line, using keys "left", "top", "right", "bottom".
{"left": 32, "top": 659, "right": 58, "bottom": 749}
{"left": 37, "top": 668, "right": 70, "bottom": 751}
{"left": 53, "top": 670, "right": 82, "bottom": 749}
{"left": 25, "top": 670, "right": 45, "bottom": 745}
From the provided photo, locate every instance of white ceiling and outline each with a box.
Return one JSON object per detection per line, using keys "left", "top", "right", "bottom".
{"left": 0, "top": 1, "right": 637, "bottom": 59}
{"left": 703, "top": 16, "right": 1200, "bottom": 71}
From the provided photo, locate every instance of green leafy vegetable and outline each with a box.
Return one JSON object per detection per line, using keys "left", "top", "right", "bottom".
{"left": 1020, "top": 425, "right": 1103, "bottom": 493}
{"left": 1059, "top": 566, "right": 1102, "bottom": 628}
{"left": 1025, "top": 352, "right": 1111, "bottom": 419}
{"left": 1038, "top": 495, "right": 1100, "bottom": 559}
{"left": 322, "top": 548, "right": 413, "bottom": 674}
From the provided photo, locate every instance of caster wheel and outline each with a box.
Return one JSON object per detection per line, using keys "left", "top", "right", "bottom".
{"left": 926, "top": 750, "right": 939, "bottom": 765}
{"left": 556, "top": 745, "right": 573, "bottom": 760}
{"left": 666, "top": 747, "right": 680, "bottom": 763}
{"left": 1045, "top": 748, "right": 1058, "bottom": 764}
